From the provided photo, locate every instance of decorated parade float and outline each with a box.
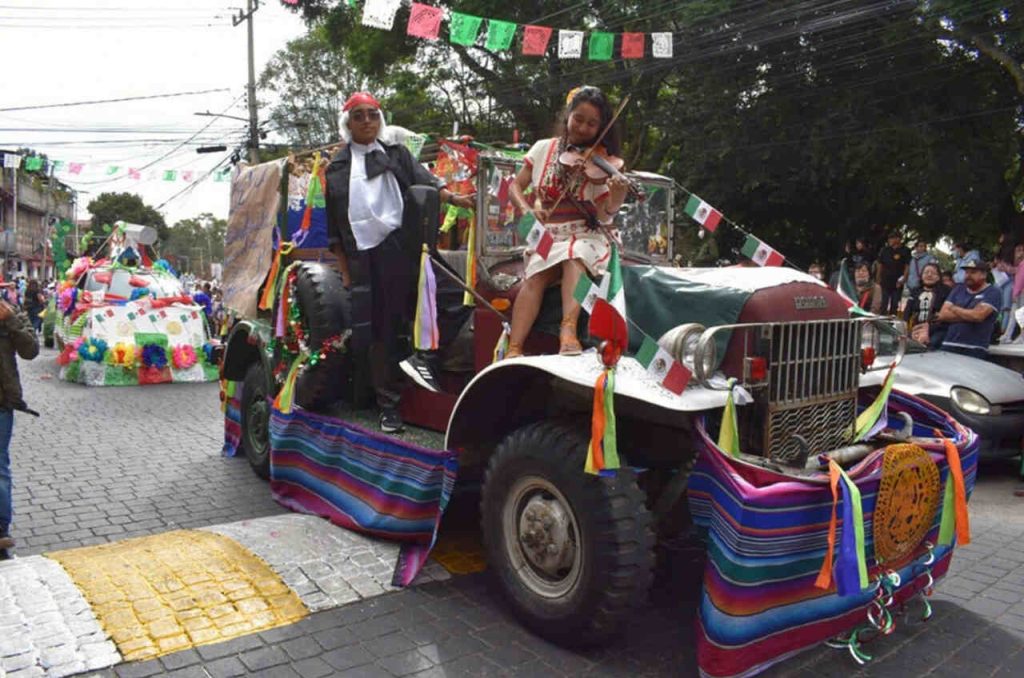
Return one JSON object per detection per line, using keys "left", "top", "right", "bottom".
{"left": 218, "top": 141, "right": 976, "bottom": 677}
{"left": 54, "top": 223, "right": 219, "bottom": 386}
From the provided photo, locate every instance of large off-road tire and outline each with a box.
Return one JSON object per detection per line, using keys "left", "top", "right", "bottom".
{"left": 480, "top": 420, "right": 655, "bottom": 646}
{"left": 240, "top": 362, "right": 271, "bottom": 480}
{"left": 292, "top": 262, "right": 349, "bottom": 412}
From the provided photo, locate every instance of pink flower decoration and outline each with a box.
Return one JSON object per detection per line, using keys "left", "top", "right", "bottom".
{"left": 171, "top": 344, "right": 197, "bottom": 370}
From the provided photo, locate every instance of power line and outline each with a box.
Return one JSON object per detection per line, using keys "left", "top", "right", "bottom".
{"left": 0, "top": 89, "right": 232, "bottom": 113}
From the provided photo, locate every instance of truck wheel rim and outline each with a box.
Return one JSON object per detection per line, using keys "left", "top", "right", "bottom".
{"left": 503, "top": 475, "right": 582, "bottom": 599}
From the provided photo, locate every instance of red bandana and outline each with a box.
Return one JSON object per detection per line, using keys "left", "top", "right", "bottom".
{"left": 343, "top": 92, "right": 381, "bottom": 112}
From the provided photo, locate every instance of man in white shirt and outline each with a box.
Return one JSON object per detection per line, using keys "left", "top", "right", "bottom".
{"left": 325, "top": 92, "right": 473, "bottom": 432}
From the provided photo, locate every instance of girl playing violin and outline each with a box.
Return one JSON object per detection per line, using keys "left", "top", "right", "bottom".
{"left": 506, "top": 86, "right": 630, "bottom": 358}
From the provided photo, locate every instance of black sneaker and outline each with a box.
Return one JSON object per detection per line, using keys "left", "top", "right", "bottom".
{"left": 380, "top": 407, "right": 404, "bottom": 434}
{"left": 400, "top": 353, "right": 441, "bottom": 393}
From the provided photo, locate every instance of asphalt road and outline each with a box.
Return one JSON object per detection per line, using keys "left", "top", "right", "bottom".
{"left": 7, "top": 348, "right": 1024, "bottom": 677}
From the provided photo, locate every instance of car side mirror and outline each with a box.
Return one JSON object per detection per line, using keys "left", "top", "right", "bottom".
{"left": 404, "top": 185, "right": 440, "bottom": 253}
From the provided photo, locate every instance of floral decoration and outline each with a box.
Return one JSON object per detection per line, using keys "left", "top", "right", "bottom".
{"left": 201, "top": 342, "right": 217, "bottom": 365}
{"left": 140, "top": 343, "right": 168, "bottom": 369}
{"left": 106, "top": 342, "right": 136, "bottom": 368}
{"left": 57, "top": 337, "right": 85, "bottom": 366}
{"left": 78, "top": 337, "right": 108, "bottom": 363}
{"left": 58, "top": 287, "right": 77, "bottom": 314}
{"left": 171, "top": 344, "right": 197, "bottom": 370}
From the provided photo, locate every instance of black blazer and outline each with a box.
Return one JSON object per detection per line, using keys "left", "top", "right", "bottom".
{"left": 324, "top": 141, "right": 439, "bottom": 263}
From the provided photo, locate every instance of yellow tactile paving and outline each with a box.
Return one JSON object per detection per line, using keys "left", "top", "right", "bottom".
{"left": 430, "top": 532, "right": 487, "bottom": 575}
{"left": 47, "top": 529, "right": 307, "bottom": 662}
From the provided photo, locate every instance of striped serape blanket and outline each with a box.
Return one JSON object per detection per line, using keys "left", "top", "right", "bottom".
{"left": 221, "top": 379, "right": 242, "bottom": 458}
{"left": 689, "top": 388, "right": 979, "bottom": 677}
{"left": 268, "top": 405, "right": 458, "bottom": 586}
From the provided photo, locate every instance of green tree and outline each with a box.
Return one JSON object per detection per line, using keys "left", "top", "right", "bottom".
{"left": 86, "top": 192, "right": 168, "bottom": 250}
{"left": 285, "top": 1, "right": 1022, "bottom": 265}
{"left": 165, "top": 213, "right": 226, "bottom": 276}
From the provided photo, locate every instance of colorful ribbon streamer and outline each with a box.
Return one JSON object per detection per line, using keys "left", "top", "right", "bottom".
{"left": 273, "top": 353, "right": 308, "bottom": 415}
{"left": 855, "top": 363, "right": 895, "bottom": 440}
{"left": 492, "top": 321, "right": 510, "bottom": 363}
{"left": 816, "top": 459, "right": 869, "bottom": 595}
{"left": 413, "top": 245, "right": 439, "bottom": 351}
{"left": 258, "top": 241, "right": 295, "bottom": 311}
{"left": 717, "top": 379, "right": 741, "bottom": 458}
{"left": 585, "top": 368, "right": 620, "bottom": 475}
{"left": 936, "top": 429, "right": 971, "bottom": 547}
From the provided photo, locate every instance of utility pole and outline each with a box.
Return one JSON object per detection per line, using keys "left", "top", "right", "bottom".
{"left": 233, "top": 0, "right": 261, "bottom": 164}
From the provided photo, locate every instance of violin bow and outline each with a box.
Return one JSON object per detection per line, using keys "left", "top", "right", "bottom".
{"left": 547, "top": 94, "right": 631, "bottom": 221}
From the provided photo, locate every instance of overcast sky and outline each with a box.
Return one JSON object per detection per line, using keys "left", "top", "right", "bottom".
{"left": 0, "top": 0, "right": 308, "bottom": 225}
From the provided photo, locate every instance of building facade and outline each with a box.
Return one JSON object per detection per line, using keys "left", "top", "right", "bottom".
{"left": 0, "top": 155, "right": 75, "bottom": 282}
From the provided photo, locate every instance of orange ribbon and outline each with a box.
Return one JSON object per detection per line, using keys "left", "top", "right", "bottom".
{"left": 815, "top": 460, "right": 842, "bottom": 590}
{"left": 585, "top": 371, "right": 607, "bottom": 474}
{"left": 935, "top": 428, "right": 971, "bottom": 546}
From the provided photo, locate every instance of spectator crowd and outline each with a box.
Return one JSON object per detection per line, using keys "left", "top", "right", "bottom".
{"left": 814, "top": 230, "right": 1024, "bottom": 360}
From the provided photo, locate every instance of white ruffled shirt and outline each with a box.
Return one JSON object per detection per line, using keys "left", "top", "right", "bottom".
{"left": 348, "top": 141, "right": 404, "bottom": 251}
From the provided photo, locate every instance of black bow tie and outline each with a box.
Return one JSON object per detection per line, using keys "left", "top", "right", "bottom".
{"left": 364, "top": 149, "right": 395, "bottom": 180}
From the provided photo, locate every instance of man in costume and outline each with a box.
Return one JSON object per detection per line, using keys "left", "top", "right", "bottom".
{"left": 937, "top": 258, "right": 1000, "bottom": 360}
{"left": 325, "top": 92, "right": 473, "bottom": 432}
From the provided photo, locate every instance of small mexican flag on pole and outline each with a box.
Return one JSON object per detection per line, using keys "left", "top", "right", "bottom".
{"left": 635, "top": 335, "right": 690, "bottom": 395}
{"left": 573, "top": 274, "right": 599, "bottom": 313}
{"left": 517, "top": 212, "right": 553, "bottom": 259}
{"left": 740, "top": 234, "right": 784, "bottom": 267}
{"left": 835, "top": 258, "right": 869, "bottom": 315}
{"left": 683, "top": 194, "right": 722, "bottom": 232}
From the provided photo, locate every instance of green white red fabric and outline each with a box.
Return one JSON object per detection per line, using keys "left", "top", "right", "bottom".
{"left": 741, "top": 235, "right": 784, "bottom": 267}
{"left": 684, "top": 194, "right": 722, "bottom": 232}
{"left": 635, "top": 335, "right": 690, "bottom": 395}
{"left": 516, "top": 212, "right": 553, "bottom": 259}
{"left": 588, "top": 245, "right": 628, "bottom": 352}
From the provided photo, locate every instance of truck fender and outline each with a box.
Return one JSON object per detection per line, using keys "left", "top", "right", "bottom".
{"left": 445, "top": 354, "right": 730, "bottom": 468}
{"left": 221, "top": 319, "right": 275, "bottom": 393}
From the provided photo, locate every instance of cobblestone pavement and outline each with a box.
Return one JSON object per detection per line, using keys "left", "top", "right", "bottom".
{"left": 6, "top": 349, "right": 1024, "bottom": 677}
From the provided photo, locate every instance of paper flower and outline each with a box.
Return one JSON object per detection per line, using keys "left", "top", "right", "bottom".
{"left": 57, "top": 342, "right": 80, "bottom": 366}
{"left": 171, "top": 344, "right": 197, "bottom": 370}
{"left": 58, "top": 287, "right": 77, "bottom": 313}
{"left": 106, "top": 342, "right": 136, "bottom": 368}
{"left": 67, "top": 257, "right": 91, "bottom": 281}
{"left": 201, "top": 342, "right": 217, "bottom": 365}
{"left": 77, "top": 337, "right": 108, "bottom": 363}
{"left": 130, "top": 287, "right": 152, "bottom": 301}
{"left": 140, "top": 343, "right": 168, "bottom": 369}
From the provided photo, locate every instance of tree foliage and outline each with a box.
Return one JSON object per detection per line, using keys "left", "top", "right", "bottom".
{"left": 284, "top": 1, "right": 1023, "bottom": 266}
{"left": 86, "top": 192, "right": 168, "bottom": 245}
{"left": 165, "top": 213, "right": 226, "bottom": 276}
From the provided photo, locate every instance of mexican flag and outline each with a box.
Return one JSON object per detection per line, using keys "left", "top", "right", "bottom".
{"left": 635, "top": 335, "right": 690, "bottom": 395}
{"left": 573, "top": 274, "right": 599, "bottom": 313}
{"left": 588, "top": 245, "right": 628, "bottom": 351}
{"left": 683, "top": 194, "right": 722, "bottom": 232}
{"left": 741, "top": 235, "right": 784, "bottom": 267}
{"left": 835, "top": 259, "right": 869, "bottom": 315}
{"left": 517, "top": 212, "right": 553, "bottom": 259}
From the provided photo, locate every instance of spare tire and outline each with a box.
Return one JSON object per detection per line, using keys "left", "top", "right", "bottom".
{"left": 292, "top": 262, "right": 350, "bottom": 412}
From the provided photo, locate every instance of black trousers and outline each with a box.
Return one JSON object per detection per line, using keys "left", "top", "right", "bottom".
{"left": 352, "top": 230, "right": 417, "bottom": 410}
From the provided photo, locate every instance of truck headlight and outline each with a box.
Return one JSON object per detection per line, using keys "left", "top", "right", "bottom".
{"left": 951, "top": 386, "right": 992, "bottom": 415}
{"left": 658, "top": 323, "right": 705, "bottom": 371}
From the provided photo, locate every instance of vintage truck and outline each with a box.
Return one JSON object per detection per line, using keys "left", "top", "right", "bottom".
{"left": 219, "top": 150, "right": 976, "bottom": 676}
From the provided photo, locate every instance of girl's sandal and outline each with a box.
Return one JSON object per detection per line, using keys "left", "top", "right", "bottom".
{"left": 559, "top": 320, "right": 582, "bottom": 356}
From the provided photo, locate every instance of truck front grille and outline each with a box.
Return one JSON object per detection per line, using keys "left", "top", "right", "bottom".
{"left": 765, "top": 320, "right": 860, "bottom": 465}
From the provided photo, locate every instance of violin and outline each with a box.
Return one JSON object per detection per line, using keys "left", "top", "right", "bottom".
{"left": 558, "top": 145, "right": 645, "bottom": 201}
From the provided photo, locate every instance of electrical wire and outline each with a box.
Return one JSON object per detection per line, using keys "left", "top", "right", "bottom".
{"left": 0, "top": 89, "right": 232, "bottom": 113}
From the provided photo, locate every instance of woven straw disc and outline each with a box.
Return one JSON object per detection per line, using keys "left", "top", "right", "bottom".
{"left": 872, "top": 443, "right": 940, "bottom": 565}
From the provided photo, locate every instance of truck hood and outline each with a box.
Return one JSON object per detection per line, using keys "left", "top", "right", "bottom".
{"left": 863, "top": 351, "right": 1024, "bottom": 405}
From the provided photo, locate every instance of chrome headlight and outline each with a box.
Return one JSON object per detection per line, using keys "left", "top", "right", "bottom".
{"left": 950, "top": 386, "right": 992, "bottom": 415}
{"left": 658, "top": 323, "right": 705, "bottom": 372}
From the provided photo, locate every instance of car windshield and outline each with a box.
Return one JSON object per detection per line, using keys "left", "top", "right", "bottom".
{"left": 83, "top": 268, "right": 185, "bottom": 300}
